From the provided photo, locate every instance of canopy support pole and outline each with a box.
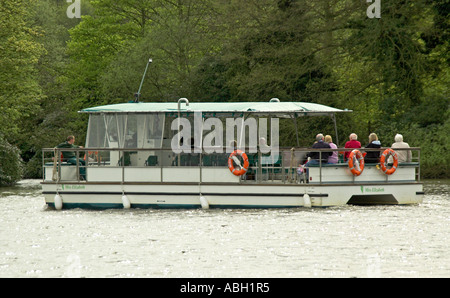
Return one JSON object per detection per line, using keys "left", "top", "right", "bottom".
{"left": 292, "top": 113, "right": 299, "bottom": 147}
{"left": 331, "top": 113, "right": 339, "bottom": 147}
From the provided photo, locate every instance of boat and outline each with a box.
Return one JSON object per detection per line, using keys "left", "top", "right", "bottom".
{"left": 41, "top": 98, "right": 424, "bottom": 209}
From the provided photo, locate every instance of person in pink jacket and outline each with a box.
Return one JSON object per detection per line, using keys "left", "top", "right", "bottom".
{"left": 344, "top": 133, "right": 361, "bottom": 161}
{"left": 324, "top": 135, "right": 338, "bottom": 164}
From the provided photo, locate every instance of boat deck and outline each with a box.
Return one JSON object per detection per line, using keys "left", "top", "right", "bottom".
{"left": 42, "top": 147, "right": 421, "bottom": 185}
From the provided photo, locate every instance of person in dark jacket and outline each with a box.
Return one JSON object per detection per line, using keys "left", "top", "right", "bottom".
{"left": 306, "top": 134, "right": 332, "bottom": 166}
{"left": 364, "top": 133, "right": 381, "bottom": 163}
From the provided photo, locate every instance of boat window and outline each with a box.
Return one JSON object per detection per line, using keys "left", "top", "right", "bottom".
{"left": 86, "top": 113, "right": 165, "bottom": 149}
{"left": 86, "top": 114, "right": 107, "bottom": 148}
{"left": 140, "top": 114, "right": 164, "bottom": 148}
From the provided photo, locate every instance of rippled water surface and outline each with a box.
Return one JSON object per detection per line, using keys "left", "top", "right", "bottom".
{"left": 0, "top": 179, "right": 448, "bottom": 277}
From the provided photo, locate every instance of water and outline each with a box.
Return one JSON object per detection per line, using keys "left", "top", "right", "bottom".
{"left": 0, "top": 179, "right": 448, "bottom": 278}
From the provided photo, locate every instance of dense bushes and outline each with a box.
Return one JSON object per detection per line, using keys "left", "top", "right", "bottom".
{"left": 407, "top": 120, "right": 450, "bottom": 179}
{"left": 0, "top": 136, "right": 23, "bottom": 186}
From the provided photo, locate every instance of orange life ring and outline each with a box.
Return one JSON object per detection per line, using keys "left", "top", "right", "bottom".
{"left": 228, "top": 150, "right": 249, "bottom": 176}
{"left": 380, "top": 148, "right": 398, "bottom": 175}
{"left": 348, "top": 149, "right": 365, "bottom": 176}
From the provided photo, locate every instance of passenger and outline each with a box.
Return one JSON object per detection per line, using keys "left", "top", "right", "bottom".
{"left": 306, "top": 133, "right": 332, "bottom": 166}
{"left": 56, "top": 135, "right": 86, "bottom": 180}
{"left": 389, "top": 134, "right": 412, "bottom": 163}
{"left": 296, "top": 163, "right": 306, "bottom": 183}
{"left": 344, "top": 133, "right": 361, "bottom": 161}
{"left": 364, "top": 133, "right": 381, "bottom": 164}
{"left": 324, "top": 135, "right": 338, "bottom": 164}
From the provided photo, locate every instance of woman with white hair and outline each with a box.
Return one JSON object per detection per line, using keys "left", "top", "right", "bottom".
{"left": 344, "top": 133, "right": 361, "bottom": 161}
{"left": 390, "top": 134, "right": 412, "bottom": 163}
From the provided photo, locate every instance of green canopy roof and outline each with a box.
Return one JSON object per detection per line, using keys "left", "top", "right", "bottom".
{"left": 80, "top": 100, "right": 351, "bottom": 117}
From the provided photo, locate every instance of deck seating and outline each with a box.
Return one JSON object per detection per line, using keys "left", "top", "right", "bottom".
{"left": 145, "top": 155, "right": 158, "bottom": 166}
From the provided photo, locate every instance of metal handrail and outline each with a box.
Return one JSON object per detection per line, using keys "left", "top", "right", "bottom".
{"left": 42, "top": 147, "right": 421, "bottom": 184}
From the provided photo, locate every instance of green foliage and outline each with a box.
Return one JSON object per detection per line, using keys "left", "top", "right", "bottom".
{"left": 96, "top": 0, "right": 221, "bottom": 102}
{"left": 0, "top": 136, "right": 23, "bottom": 186}
{"left": 0, "top": 0, "right": 448, "bottom": 180}
{"left": 0, "top": 0, "right": 45, "bottom": 141}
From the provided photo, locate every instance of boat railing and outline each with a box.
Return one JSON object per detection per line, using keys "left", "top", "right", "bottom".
{"left": 42, "top": 147, "right": 421, "bottom": 184}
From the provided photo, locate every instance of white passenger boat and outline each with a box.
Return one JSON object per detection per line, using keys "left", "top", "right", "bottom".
{"left": 41, "top": 98, "right": 424, "bottom": 209}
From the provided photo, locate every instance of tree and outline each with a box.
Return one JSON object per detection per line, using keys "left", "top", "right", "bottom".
{"left": 20, "top": 0, "right": 83, "bottom": 178}
{"left": 0, "top": 0, "right": 45, "bottom": 183}
{"left": 0, "top": 0, "right": 44, "bottom": 141}
{"left": 98, "top": 0, "right": 221, "bottom": 101}
{"left": 0, "top": 135, "right": 23, "bottom": 186}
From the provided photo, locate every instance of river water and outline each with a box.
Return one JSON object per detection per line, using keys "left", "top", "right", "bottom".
{"left": 0, "top": 179, "right": 448, "bottom": 278}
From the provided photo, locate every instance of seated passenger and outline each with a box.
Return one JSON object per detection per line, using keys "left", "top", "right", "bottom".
{"left": 344, "top": 133, "right": 361, "bottom": 161}
{"left": 389, "top": 133, "right": 412, "bottom": 163}
{"left": 324, "top": 135, "right": 337, "bottom": 164}
{"left": 56, "top": 135, "right": 86, "bottom": 180}
{"left": 364, "top": 133, "right": 381, "bottom": 164}
{"left": 305, "top": 134, "right": 332, "bottom": 166}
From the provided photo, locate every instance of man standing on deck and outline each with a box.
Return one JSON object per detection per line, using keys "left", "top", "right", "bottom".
{"left": 56, "top": 135, "right": 86, "bottom": 180}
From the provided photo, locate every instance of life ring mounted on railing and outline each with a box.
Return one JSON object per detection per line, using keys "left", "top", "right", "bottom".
{"left": 380, "top": 148, "right": 398, "bottom": 175}
{"left": 348, "top": 149, "right": 365, "bottom": 176}
{"left": 228, "top": 150, "right": 249, "bottom": 176}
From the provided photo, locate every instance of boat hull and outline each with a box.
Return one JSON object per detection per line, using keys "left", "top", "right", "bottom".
{"left": 41, "top": 182, "right": 424, "bottom": 209}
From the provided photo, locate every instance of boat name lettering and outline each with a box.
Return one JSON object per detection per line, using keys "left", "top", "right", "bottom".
{"left": 361, "top": 186, "right": 384, "bottom": 193}
{"left": 62, "top": 185, "right": 86, "bottom": 190}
